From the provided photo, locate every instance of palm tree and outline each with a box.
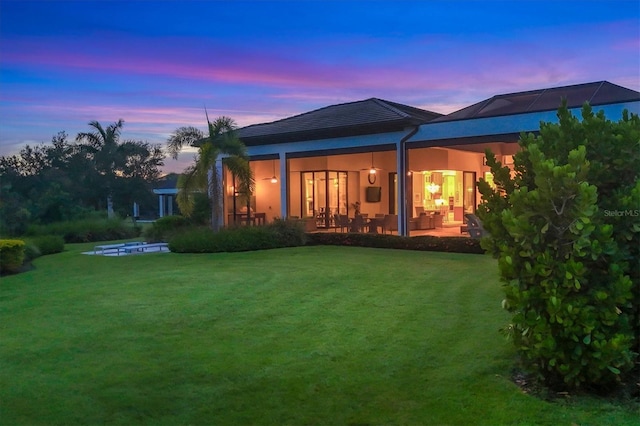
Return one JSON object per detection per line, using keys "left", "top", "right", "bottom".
{"left": 167, "top": 115, "right": 254, "bottom": 231}
{"left": 76, "top": 119, "right": 126, "bottom": 218}
{"left": 76, "top": 120, "right": 164, "bottom": 218}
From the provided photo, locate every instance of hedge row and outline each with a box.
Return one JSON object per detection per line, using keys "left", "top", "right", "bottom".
{"left": 168, "top": 219, "right": 307, "bottom": 253}
{"left": 306, "top": 232, "right": 484, "bottom": 254}
{"left": 26, "top": 217, "right": 140, "bottom": 243}
{"left": 23, "top": 235, "right": 66, "bottom": 261}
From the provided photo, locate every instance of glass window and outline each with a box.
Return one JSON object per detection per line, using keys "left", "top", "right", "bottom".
{"left": 301, "top": 170, "right": 347, "bottom": 228}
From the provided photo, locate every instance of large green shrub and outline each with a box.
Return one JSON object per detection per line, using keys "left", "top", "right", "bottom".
{"left": 478, "top": 103, "right": 639, "bottom": 390}
{"left": 0, "top": 239, "right": 25, "bottom": 274}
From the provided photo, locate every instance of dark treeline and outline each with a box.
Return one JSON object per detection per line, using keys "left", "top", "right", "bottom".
{"left": 0, "top": 120, "right": 165, "bottom": 236}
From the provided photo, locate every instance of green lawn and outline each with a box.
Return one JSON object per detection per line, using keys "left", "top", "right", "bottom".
{"left": 1, "top": 243, "right": 637, "bottom": 425}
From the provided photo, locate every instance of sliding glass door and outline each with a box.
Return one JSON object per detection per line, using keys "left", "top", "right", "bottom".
{"left": 301, "top": 170, "right": 347, "bottom": 228}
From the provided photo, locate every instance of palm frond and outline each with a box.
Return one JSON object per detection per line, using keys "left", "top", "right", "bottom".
{"left": 176, "top": 165, "right": 206, "bottom": 217}
{"left": 224, "top": 156, "right": 254, "bottom": 196}
{"left": 167, "top": 126, "right": 204, "bottom": 160}
{"left": 217, "top": 134, "right": 248, "bottom": 158}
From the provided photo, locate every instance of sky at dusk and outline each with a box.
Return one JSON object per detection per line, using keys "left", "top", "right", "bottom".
{"left": 1, "top": 0, "right": 639, "bottom": 173}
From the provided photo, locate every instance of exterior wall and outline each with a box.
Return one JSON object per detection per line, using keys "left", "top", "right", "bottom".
{"left": 252, "top": 160, "right": 282, "bottom": 222}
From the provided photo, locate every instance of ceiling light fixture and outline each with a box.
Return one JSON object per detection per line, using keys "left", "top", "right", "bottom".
{"left": 262, "top": 159, "right": 278, "bottom": 184}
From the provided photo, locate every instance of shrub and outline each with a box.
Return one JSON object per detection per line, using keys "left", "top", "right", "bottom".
{"left": 0, "top": 239, "right": 25, "bottom": 274}
{"left": 143, "top": 215, "right": 192, "bottom": 242}
{"left": 306, "top": 232, "right": 484, "bottom": 254}
{"left": 26, "top": 217, "right": 139, "bottom": 243}
{"left": 168, "top": 220, "right": 307, "bottom": 253}
{"left": 478, "top": 103, "right": 638, "bottom": 390}
{"left": 268, "top": 218, "right": 307, "bottom": 247}
{"left": 23, "top": 242, "right": 41, "bottom": 262}
{"left": 24, "top": 235, "right": 65, "bottom": 257}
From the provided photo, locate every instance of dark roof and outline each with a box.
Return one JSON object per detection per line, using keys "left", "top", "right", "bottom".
{"left": 155, "top": 173, "right": 179, "bottom": 189}
{"left": 433, "top": 81, "right": 640, "bottom": 123}
{"left": 237, "top": 98, "right": 442, "bottom": 145}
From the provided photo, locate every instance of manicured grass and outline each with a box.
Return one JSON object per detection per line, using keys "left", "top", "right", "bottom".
{"left": 1, "top": 243, "right": 637, "bottom": 425}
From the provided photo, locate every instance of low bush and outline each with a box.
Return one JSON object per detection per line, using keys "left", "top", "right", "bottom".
{"left": 24, "top": 235, "right": 65, "bottom": 257}
{"left": 23, "top": 242, "right": 41, "bottom": 262}
{"left": 0, "top": 239, "right": 26, "bottom": 274}
{"left": 26, "top": 217, "right": 140, "bottom": 243}
{"left": 266, "top": 218, "right": 307, "bottom": 247}
{"left": 143, "top": 215, "right": 192, "bottom": 242}
{"left": 306, "top": 232, "right": 484, "bottom": 254}
{"left": 169, "top": 220, "right": 307, "bottom": 253}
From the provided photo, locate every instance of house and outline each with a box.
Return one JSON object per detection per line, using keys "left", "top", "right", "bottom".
{"left": 153, "top": 173, "right": 179, "bottom": 218}
{"left": 210, "top": 81, "right": 640, "bottom": 235}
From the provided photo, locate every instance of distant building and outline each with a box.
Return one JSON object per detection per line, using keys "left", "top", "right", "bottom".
{"left": 152, "top": 173, "right": 179, "bottom": 218}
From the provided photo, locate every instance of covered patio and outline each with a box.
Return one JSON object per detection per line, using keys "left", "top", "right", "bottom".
{"left": 216, "top": 81, "right": 639, "bottom": 236}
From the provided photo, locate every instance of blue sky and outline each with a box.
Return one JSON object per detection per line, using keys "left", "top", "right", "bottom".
{"left": 1, "top": 0, "right": 638, "bottom": 172}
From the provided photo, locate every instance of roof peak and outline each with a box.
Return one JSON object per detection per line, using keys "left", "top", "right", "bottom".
{"left": 434, "top": 80, "right": 639, "bottom": 123}
{"left": 237, "top": 97, "right": 441, "bottom": 145}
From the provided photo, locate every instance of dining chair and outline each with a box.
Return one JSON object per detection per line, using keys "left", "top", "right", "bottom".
{"left": 334, "top": 214, "right": 349, "bottom": 232}
{"left": 382, "top": 214, "right": 398, "bottom": 234}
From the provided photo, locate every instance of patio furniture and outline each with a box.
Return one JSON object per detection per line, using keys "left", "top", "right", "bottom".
{"left": 334, "top": 214, "right": 350, "bottom": 232}
{"left": 228, "top": 212, "right": 266, "bottom": 226}
{"left": 382, "top": 214, "right": 398, "bottom": 234}
{"left": 93, "top": 241, "right": 144, "bottom": 255}
{"left": 350, "top": 214, "right": 367, "bottom": 232}
{"left": 464, "top": 213, "right": 486, "bottom": 239}
{"left": 366, "top": 216, "right": 384, "bottom": 234}
{"left": 433, "top": 212, "right": 444, "bottom": 228}
{"left": 123, "top": 242, "right": 169, "bottom": 254}
{"left": 410, "top": 212, "right": 435, "bottom": 230}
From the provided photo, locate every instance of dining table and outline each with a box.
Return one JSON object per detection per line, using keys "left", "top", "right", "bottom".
{"left": 228, "top": 212, "right": 266, "bottom": 225}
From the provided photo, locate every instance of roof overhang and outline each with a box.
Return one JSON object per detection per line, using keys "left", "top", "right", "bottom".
{"left": 153, "top": 188, "right": 179, "bottom": 195}
{"left": 407, "top": 100, "right": 640, "bottom": 147}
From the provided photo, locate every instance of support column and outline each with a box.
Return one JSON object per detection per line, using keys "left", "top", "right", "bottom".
{"left": 397, "top": 126, "right": 418, "bottom": 237}
{"left": 158, "top": 195, "right": 165, "bottom": 218}
{"left": 396, "top": 141, "right": 408, "bottom": 236}
{"left": 167, "top": 196, "right": 173, "bottom": 216}
{"left": 279, "top": 152, "right": 288, "bottom": 218}
{"left": 210, "top": 159, "right": 225, "bottom": 230}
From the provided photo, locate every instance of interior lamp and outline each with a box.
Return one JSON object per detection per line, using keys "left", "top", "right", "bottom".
{"left": 427, "top": 182, "right": 440, "bottom": 194}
